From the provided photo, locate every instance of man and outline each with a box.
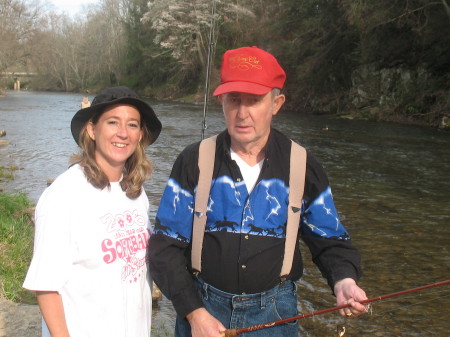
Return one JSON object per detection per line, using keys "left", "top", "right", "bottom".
{"left": 149, "top": 46, "right": 368, "bottom": 337}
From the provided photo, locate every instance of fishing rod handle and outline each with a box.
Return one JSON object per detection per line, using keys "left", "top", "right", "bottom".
{"left": 220, "top": 329, "right": 238, "bottom": 337}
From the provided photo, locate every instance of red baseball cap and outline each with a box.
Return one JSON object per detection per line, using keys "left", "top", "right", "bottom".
{"left": 213, "top": 46, "right": 286, "bottom": 96}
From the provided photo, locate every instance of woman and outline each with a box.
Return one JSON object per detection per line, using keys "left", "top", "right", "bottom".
{"left": 23, "top": 86, "right": 162, "bottom": 337}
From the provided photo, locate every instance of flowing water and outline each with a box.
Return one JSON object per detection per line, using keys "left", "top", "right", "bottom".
{"left": 1, "top": 90, "right": 449, "bottom": 336}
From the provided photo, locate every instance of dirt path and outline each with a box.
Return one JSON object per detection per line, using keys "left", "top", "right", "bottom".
{"left": 0, "top": 284, "right": 162, "bottom": 336}
{"left": 0, "top": 297, "right": 41, "bottom": 337}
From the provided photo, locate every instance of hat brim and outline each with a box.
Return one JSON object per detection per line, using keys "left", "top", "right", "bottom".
{"left": 213, "top": 82, "right": 273, "bottom": 96}
{"left": 71, "top": 97, "right": 162, "bottom": 145}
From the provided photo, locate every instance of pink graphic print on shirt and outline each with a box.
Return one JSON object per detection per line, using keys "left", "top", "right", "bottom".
{"left": 100, "top": 209, "right": 149, "bottom": 282}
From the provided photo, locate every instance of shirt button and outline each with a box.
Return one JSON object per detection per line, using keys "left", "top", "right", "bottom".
{"left": 244, "top": 235, "right": 249, "bottom": 240}
{"left": 241, "top": 265, "right": 247, "bottom": 269}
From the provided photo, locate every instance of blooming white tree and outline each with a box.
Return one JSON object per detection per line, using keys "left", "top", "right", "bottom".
{"left": 142, "top": 0, "right": 255, "bottom": 71}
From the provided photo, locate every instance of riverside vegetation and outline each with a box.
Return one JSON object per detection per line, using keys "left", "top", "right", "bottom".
{"left": 1, "top": 0, "right": 449, "bottom": 128}
{"left": 0, "top": 165, "right": 35, "bottom": 303}
{"left": 0, "top": 191, "right": 35, "bottom": 304}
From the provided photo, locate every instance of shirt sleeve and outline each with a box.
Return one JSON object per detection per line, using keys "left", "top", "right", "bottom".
{"left": 300, "top": 152, "right": 363, "bottom": 288}
{"left": 148, "top": 143, "right": 204, "bottom": 318}
{"left": 23, "top": 182, "right": 74, "bottom": 292}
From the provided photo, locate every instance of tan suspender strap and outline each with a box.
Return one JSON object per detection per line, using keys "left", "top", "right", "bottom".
{"left": 280, "top": 141, "right": 307, "bottom": 277}
{"left": 191, "top": 136, "right": 307, "bottom": 278}
{"left": 191, "top": 135, "right": 217, "bottom": 273}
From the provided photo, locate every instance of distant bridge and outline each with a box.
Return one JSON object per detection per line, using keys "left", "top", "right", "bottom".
{"left": 0, "top": 72, "right": 39, "bottom": 90}
{"left": 0, "top": 72, "right": 39, "bottom": 78}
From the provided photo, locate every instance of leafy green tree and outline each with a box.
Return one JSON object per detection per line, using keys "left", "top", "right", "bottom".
{"left": 5, "top": 0, "right": 448, "bottom": 125}
{"left": 277, "top": 0, "right": 359, "bottom": 113}
{"left": 121, "top": 0, "right": 179, "bottom": 95}
{"left": 339, "top": 0, "right": 450, "bottom": 123}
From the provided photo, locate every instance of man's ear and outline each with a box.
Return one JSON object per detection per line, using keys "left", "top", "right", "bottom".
{"left": 272, "top": 94, "right": 286, "bottom": 116}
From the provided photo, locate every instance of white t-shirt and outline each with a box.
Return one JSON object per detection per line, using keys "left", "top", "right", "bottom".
{"left": 230, "top": 149, "right": 263, "bottom": 193}
{"left": 23, "top": 164, "right": 152, "bottom": 337}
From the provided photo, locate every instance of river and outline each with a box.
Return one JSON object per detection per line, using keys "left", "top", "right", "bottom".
{"left": 1, "top": 90, "right": 449, "bottom": 336}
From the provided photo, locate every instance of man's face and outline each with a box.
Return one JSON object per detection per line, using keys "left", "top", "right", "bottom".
{"left": 220, "top": 91, "right": 285, "bottom": 148}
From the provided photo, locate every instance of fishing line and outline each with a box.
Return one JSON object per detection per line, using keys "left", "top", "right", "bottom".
{"left": 372, "top": 288, "right": 450, "bottom": 319}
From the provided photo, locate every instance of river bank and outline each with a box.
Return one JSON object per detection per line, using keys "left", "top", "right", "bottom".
{"left": 0, "top": 290, "right": 163, "bottom": 337}
{"left": 0, "top": 297, "right": 40, "bottom": 337}
{"left": 0, "top": 189, "right": 40, "bottom": 335}
{"left": 0, "top": 189, "right": 162, "bottom": 337}
{"left": 3, "top": 88, "right": 448, "bottom": 130}
{"left": 1, "top": 90, "right": 449, "bottom": 336}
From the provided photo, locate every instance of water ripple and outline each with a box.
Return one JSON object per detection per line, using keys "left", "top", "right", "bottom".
{"left": 1, "top": 91, "right": 449, "bottom": 336}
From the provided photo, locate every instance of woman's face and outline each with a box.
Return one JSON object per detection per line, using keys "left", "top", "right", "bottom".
{"left": 87, "top": 104, "right": 143, "bottom": 181}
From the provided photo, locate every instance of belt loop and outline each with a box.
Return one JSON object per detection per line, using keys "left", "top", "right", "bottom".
{"left": 203, "top": 281, "right": 209, "bottom": 301}
{"left": 260, "top": 291, "right": 266, "bottom": 309}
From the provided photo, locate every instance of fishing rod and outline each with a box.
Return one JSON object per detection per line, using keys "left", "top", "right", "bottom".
{"left": 201, "top": 0, "right": 216, "bottom": 140}
{"left": 220, "top": 279, "right": 450, "bottom": 337}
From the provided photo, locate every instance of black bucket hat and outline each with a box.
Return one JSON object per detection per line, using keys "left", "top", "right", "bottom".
{"left": 71, "top": 86, "right": 162, "bottom": 145}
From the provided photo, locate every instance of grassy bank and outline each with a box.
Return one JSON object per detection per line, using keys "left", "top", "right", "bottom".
{"left": 0, "top": 165, "right": 18, "bottom": 181}
{"left": 0, "top": 192, "right": 35, "bottom": 303}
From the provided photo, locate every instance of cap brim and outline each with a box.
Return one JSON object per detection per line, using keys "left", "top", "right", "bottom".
{"left": 213, "top": 82, "right": 273, "bottom": 96}
{"left": 71, "top": 97, "right": 161, "bottom": 145}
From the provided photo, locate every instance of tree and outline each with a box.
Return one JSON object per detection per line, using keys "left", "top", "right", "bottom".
{"left": 338, "top": 0, "right": 450, "bottom": 123}
{"left": 93, "top": 0, "right": 129, "bottom": 85}
{"left": 277, "top": 0, "right": 359, "bottom": 113}
{"left": 140, "top": 0, "right": 258, "bottom": 96}
{"left": 0, "top": 0, "right": 45, "bottom": 72}
{"left": 121, "top": 0, "right": 178, "bottom": 93}
{"left": 30, "top": 0, "right": 130, "bottom": 91}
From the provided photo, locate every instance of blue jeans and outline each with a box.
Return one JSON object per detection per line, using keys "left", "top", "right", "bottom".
{"left": 175, "top": 278, "right": 299, "bottom": 337}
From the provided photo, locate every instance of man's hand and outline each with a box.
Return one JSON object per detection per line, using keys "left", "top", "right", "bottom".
{"left": 334, "top": 278, "right": 369, "bottom": 318}
{"left": 186, "top": 308, "right": 227, "bottom": 337}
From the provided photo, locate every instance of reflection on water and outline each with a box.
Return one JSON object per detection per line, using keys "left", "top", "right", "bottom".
{"left": 1, "top": 91, "right": 449, "bottom": 336}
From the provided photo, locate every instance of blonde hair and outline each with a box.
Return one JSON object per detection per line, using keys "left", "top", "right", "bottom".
{"left": 70, "top": 114, "right": 153, "bottom": 199}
